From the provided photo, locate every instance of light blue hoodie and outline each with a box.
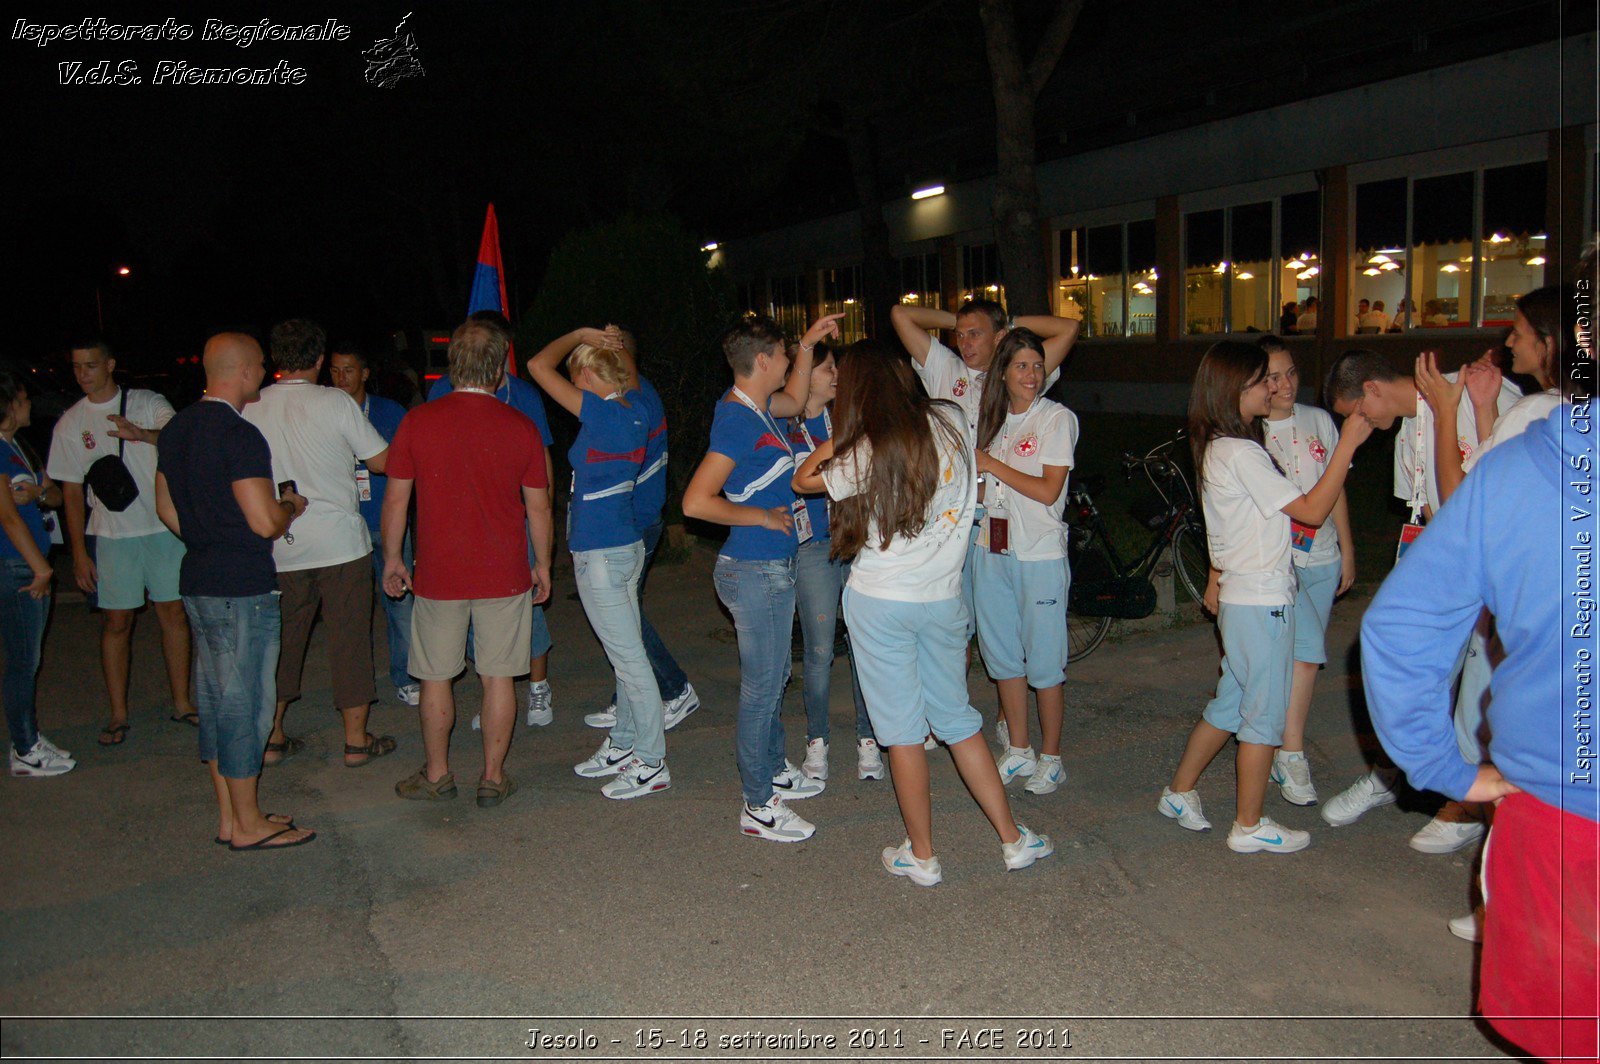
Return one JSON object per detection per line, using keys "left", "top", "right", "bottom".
{"left": 1360, "top": 404, "right": 1598, "bottom": 820}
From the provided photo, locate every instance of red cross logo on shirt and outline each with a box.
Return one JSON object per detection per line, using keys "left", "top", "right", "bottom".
{"left": 952, "top": 377, "right": 969, "bottom": 398}
{"left": 1013, "top": 434, "right": 1039, "bottom": 458}
{"left": 1307, "top": 437, "right": 1327, "bottom": 463}
{"left": 81, "top": 431, "right": 96, "bottom": 451}
{"left": 1458, "top": 437, "right": 1473, "bottom": 461}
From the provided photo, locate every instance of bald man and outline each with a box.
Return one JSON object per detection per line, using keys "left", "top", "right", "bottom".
{"left": 154, "top": 334, "right": 315, "bottom": 851}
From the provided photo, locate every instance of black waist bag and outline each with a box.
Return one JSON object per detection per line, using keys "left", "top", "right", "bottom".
{"left": 84, "top": 389, "right": 140, "bottom": 512}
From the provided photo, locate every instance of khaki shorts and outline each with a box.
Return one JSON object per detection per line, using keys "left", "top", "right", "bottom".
{"left": 410, "top": 593, "right": 531, "bottom": 679}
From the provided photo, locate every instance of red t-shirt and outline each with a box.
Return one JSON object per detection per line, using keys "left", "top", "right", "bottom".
{"left": 386, "top": 392, "right": 549, "bottom": 600}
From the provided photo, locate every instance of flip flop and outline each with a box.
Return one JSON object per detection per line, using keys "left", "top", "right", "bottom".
{"left": 98, "top": 723, "right": 131, "bottom": 746}
{"left": 228, "top": 826, "right": 316, "bottom": 852}
{"left": 214, "top": 812, "right": 295, "bottom": 845}
{"left": 262, "top": 736, "right": 304, "bottom": 767}
{"left": 169, "top": 712, "right": 200, "bottom": 728}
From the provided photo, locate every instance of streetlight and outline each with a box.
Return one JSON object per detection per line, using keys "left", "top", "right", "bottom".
{"left": 97, "top": 265, "right": 132, "bottom": 332}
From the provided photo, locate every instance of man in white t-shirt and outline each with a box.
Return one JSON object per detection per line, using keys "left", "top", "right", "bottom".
{"left": 47, "top": 340, "right": 197, "bottom": 746}
{"left": 1323, "top": 347, "right": 1521, "bottom": 846}
{"left": 890, "top": 298, "right": 1079, "bottom": 642}
{"left": 242, "top": 320, "right": 396, "bottom": 769}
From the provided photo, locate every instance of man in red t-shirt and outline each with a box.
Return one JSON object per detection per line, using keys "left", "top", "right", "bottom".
{"left": 381, "top": 320, "right": 552, "bottom": 808}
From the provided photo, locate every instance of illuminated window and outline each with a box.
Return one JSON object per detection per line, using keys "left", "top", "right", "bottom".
{"left": 1127, "top": 220, "right": 1157, "bottom": 336}
{"left": 1353, "top": 178, "right": 1410, "bottom": 330}
{"left": 1229, "top": 202, "right": 1272, "bottom": 333}
{"left": 819, "top": 266, "right": 865, "bottom": 342}
{"left": 1058, "top": 225, "right": 1124, "bottom": 337}
{"left": 961, "top": 243, "right": 1005, "bottom": 309}
{"left": 899, "top": 253, "right": 942, "bottom": 311}
{"left": 1480, "top": 162, "right": 1547, "bottom": 327}
{"left": 1183, "top": 209, "right": 1225, "bottom": 335}
{"left": 766, "top": 273, "right": 807, "bottom": 342}
{"left": 1279, "top": 191, "right": 1321, "bottom": 334}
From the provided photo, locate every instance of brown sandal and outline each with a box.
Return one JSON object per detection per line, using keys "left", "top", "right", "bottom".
{"left": 344, "top": 733, "right": 397, "bottom": 767}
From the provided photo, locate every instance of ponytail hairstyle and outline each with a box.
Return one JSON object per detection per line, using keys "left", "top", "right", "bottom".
{"left": 827, "top": 340, "right": 968, "bottom": 561}
{"left": 1187, "top": 340, "right": 1269, "bottom": 485}
{"left": 569, "top": 342, "right": 634, "bottom": 401}
{"left": 975, "top": 327, "right": 1044, "bottom": 453}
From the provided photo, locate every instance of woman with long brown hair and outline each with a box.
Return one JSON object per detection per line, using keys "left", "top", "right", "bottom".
{"left": 794, "top": 341, "right": 1052, "bottom": 886}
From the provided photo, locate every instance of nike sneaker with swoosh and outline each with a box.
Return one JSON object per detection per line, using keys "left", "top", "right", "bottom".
{"left": 1158, "top": 786, "right": 1212, "bottom": 832}
{"left": 740, "top": 795, "right": 815, "bottom": 842}
{"left": 1227, "top": 815, "right": 1310, "bottom": 854}
{"left": 1001, "top": 824, "right": 1055, "bottom": 870}
{"left": 601, "top": 757, "right": 672, "bottom": 800}
{"left": 881, "top": 839, "right": 942, "bottom": 886}
{"left": 574, "top": 737, "right": 634, "bottom": 778}
{"left": 996, "top": 746, "right": 1038, "bottom": 784}
{"left": 772, "top": 760, "right": 825, "bottom": 799}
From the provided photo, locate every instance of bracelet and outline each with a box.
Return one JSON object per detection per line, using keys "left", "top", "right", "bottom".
{"left": 799, "top": 342, "right": 815, "bottom": 353}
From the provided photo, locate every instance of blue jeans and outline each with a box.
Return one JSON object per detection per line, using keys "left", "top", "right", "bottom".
{"left": 0, "top": 558, "right": 50, "bottom": 755}
{"left": 714, "top": 555, "right": 795, "bottom": 806}
{"left": 612, "top": 521, "right": 689, "bottom": 704}
{"left": 575, "top": 541, "right": 665, "bottom": 764}
{"left": 793, "top": 539, "right": 872, "bottom": 743}
{"left": 185, "top": 593, "right": 281, "bottom": 780}
{"left": 370, "top": 538, "right": 415, "bottom": 689}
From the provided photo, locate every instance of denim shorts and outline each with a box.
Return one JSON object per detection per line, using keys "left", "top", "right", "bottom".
{"left": 185, "top": 593, "right": 280, "bottom": 779}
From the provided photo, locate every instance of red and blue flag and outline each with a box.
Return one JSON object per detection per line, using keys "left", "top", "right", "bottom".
{"left": 467, "top": 203, "right": 515, "bottom": 369}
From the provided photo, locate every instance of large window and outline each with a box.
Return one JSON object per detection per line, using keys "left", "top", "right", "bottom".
{"left": 1279, "top": 191, "right": 1321, "bottom": 334}
{"left": 899, "top": 253, "right": 942, "bottom": 311}
{"left": 1127, "top": 219, "right": 1157, "bottom": 335}
{"left": 1184, "top": 209, "right": 1225, "bottom": 335}
{"left": 1481, "top": 161, "right": 1548, "bottom": 326}
{"left": 735, "top": 280, "right": 760, "bottom": 318}
{"left": 1230, "top": 202, "right": 1273, "bottom": 333}
{"left": 1353, "top": 177, "right": 1408, "bottom": 330}
{"left": 1058, "top": 225, "right": 1124, "bottom": 336}
{"left": 819, "top": 265, "right": 865, "bottom": 342}
{"left": 961, "top": 243, "right": 1006, "bottom": 307}
{"left": 767, "top": 272, "right": 807, "bottom": 341}
{"left": 1409, "top": 172, "right": 1474, "bottom": 331}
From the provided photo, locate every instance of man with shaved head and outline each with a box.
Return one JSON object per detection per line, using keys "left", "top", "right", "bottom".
{"left": 155, "top": 333, "right": 315, "bottom": 851}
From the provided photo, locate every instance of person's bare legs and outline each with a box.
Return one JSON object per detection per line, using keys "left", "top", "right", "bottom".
{"left": 1036, "top": 684, "right": 1064, "bottom": 757}
{"left": 947, "top": 732, "right": 1021, "bottom": 844}
{"left": 1171, "top": 720, "right": 1233, "bottom": 793}
{"left": 478, "top": 674, "right": 515, "bottom": 784}
{"left": 1280, "top": 661, "right": 1317, "bottom": 752}
{"left": 418, "top": 678, "right": 454, "bottom": 782}
{"left": 100, "top": 609, "right": 135, "bottom": 728}
{"left": 885, "top": 744, "right": 934, "bottom": 859}
{"left": 1434, "top": 798, "right": 1487, "bottom": 823}
{"left": 529, "top": 653, "right": 548, "bottom": 684}
{"left": 1235, "top": 741, "right": 1274, "bottom": 826}
{"left": 267, "top": 701, "right": 291, "bottom": 748}
{"left": 152, "top": 599, "right": 197, "bottom": 717}
{"left": 215, "top": 762, "right": 311, "bottom": 848}
{"left": 340, "top": 703, "right": 373, "bottom": 751}
{"left": 996, "top": 676, "right": 1029, "bottom": 749}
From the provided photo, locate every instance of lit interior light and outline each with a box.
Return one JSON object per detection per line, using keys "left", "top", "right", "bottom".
{"left": 1069, "top": 265, "right": 1079, "bottom": 276}
{"left": 1460, "top": 255, "right": 1474, "bottom": 262}
{"left": 700, "top": 242, "right": 719, "bottom": 252}
{"left": 985, "top": 284, "right": 999, "bottom": 292}
{"left": 1379, "top": 261, "right": 1399, "bottom": 271}
{"left": 1213, "top": 261, "right": 1229, "bottom": 274}
{"left": 1439, "top": 263, "right": 1461, "bottom": 273}
{"left": 1301, "top": 266, "right": 1320, "bottom": 277}
{"left": 1488, "top": 233, "right": 1509, "bottom": 243}
{"left": 1532, "top": 233, "right": 1548, "bottom": 240}
{"left": 843, "top": 298, "right": 857, "bottom": 305}
{"left": 1285, "top": 259, "right": 1305, "bottom": 270}
{"left": 1527, "top": 256, "right": 1546, "bottom": 266}
{"left": 1086, "top": 274, "right": 1098, "bottom": 281}
{"left": 1362, "top": 267, "right": 1381, "bottom": 276}
{"left": 911, "top": 185, "right": 945, "bottom": 200}
{"left": 1236, "top": 271, "right": 1254, "bottom": 280}
{"left": 1376, "top": 248, "right": 1405, "bottom": 255}
{"left": 1303, "top": 253, "right": 1318, "bottom": 260}
{"left": 1148, "top": 269, "right": 1159, "bottom": 279}
{"left": 116, "top": 266, "right": 131, "bottom": 276}
{"left": 1367, "top": 254, "right": 1392, "bottom": 265}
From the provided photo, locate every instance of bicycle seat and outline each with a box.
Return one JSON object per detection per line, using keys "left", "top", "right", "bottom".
{"left": 1075, "top": 473, "right": 1106, "bottom": 496}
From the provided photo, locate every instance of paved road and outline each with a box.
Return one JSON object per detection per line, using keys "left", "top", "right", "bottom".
{"left": 1, "top": 544, "right": 1508, "bottom": 1061}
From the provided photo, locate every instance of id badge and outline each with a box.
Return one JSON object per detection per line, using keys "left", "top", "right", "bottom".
{"left": 792, "top": 499, "right": 813, "bottom": 544}
{"left": 988, "top": 515, "right": 1010, "bottom": 555}
{"left": 355, "top": 465, "right": 373, "bottom": 502}
{"left": 1396, "top": 522, "right": 1424, "bottom": 562}
{"left": 1289, "top": 519, "right": 1316, "bottom": 554}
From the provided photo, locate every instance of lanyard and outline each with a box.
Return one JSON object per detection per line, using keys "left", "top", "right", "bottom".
{"left": 201, "top": 395, "right": 242, "bottom": 416}
{"left": 2, "top": 435, "right": 34, "bottom": 481}
{"left": 1266, "top": 416, "right": 1301, "bottom": 488}
{"left": 795, "top": 407, "right": 831, "bottom": 452}
{"left": 1409, "top": 403, "right": 1428, "bottom": 521}
{"left": 730, "top": 387, "right": 792, "bottom": 455}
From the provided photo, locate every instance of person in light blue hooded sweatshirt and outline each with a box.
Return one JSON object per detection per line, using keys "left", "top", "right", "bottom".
{"left": 1359, "top": 278, "right": 1596, "bottom": 1062}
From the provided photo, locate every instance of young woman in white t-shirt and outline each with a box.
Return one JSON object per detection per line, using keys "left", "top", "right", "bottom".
{"left": 793, "top": 342, "right": 1053, "bottom": 887}
{"left": 1160, "top": 341, "right": 1371, "bottom": 854}
{"left": 969, "top": 328, "right": 1079, "bottom": 795}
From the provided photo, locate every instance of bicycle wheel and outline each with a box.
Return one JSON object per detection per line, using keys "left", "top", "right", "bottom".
{"left": 1068, "top": 610, "right": 1113, "bottom": 663}
{"left": 1171, "top": 521, "right": 1210, "bottom": 606}
{"left": 1066, "top": 528, "right": 1115, "bottom": 663}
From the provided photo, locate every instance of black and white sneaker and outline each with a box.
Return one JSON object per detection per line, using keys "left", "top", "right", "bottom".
{"left": 574, "top": 737, "right": 633, "bottom": 778}
{"left": 740, "top": 795, "right": 815, "bottom": 842}
{"left": 601, "top": 757, "right": 672, "bottom": 800}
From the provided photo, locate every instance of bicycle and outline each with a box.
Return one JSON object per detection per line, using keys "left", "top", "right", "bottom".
{"left": 1065, "top": 432, "right": 1210, "bottom": 662}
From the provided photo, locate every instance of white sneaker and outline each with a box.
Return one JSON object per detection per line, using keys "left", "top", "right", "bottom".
{"left": 857, "top": 738, "right": 885, "bottom": 780}
{"left": 574, "top": 737, "right": 634, "bottom": 778}
{"left": 772, "top": 760, "right": 825, "bottom": 800}
{"left": 923, "top": 733, "right": 939, "bottom": 750}
{"left": 663, "top": 684, "right": 700, "bottom": 730}
{"left": 36, "top": 732, "right": 72, "bottom": 760}
{"left": 1024, "top": 754, "right": 1065, "bottom": 795}
{"left": 881, "top": 839, "right": 942, "bottom": 886}
{"left": 1270, "top": 750, "right": 1318, "bottom": 806}
{"left": 801, "top": 738, "right": 829, "bottom": 781}
{"left": 1001, "top": 823, "right": 1055, "bottom": 870}
{"left": 583, "top": 702, "right": 617, "bottom": 729}
{"left": 601, "top": 757, "right": 671, "bottom": 800}
{"left": 526, "top": 679, "right": 553, "bottom": 727}
{"left": 9, "top": 740, "right": 75, "bottom": 777}
{"left": 1321, "top": 768, "right": 1399, "bottom": 826}
{"left": 740, "top": 795, "right": 815, "bottom": 842}
{"left": 1409, "top": 815, "right": 1486, "bottom": 854}
{"left": 470, "top": 713, "right": 480, "bottom": 731}
{"left": 395, "top": 683, "right": 421, "bottom": 707}
{"left": 1227, "top": 816, "right": 1311, "bottom": 854}
{"left": 995, "top": 718, "right": 1010, "bottom": 750}
{"left": 996, "top": 745, "right": 1038, "bottom": 784}
{"left": 1448, "top": 909, "right": 1483, "bottom": 943}
{"left": 1159, "top": 786, "right": 1212, "bottom": 832}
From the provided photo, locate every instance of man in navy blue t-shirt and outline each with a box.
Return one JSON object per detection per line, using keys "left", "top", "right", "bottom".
{"left": 155, "top": 333, "right": 315, "bottom": 853}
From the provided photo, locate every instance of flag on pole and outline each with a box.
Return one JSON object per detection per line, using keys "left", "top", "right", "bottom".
{"left": 466, "top": 203, "right": 515, "bottom": 371}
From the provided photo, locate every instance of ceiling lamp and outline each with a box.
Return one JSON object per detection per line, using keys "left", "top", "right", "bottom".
{"left": 1367, "top": 254, "right": 1392, "bottom": 265}
{"left": 1362, "top": 267, "right": 1381, "bottom": 276}
{"left": 1527, "top": 255, "right": 1547, "bottom": 266}
{"left": 1213, "top": 261, "right": 1229, "bottom": 274}
{"left": 1236, "top": 271, "right": 1254, "bottom": 280}
{"left": 1488, "top": 232, "right": 1509, "bottom": 243}
{"left": 985, "top": 284, "right": 999, "bottom": 292}
{"left": 911, "top": 185, "right": 945, "bottom": 200}
{"left": 1440, "top": 263, "right": 1460, "bottom": 273}
{"left": 1376, "top": 247, "right": 1404, "bottom": 255}
{"left": 1069, "top": 264, "right": 1080, "bottom": 275}
{"left": 1285, "top": 259, "right": 1305, "bottom": 270}
{"left": 1301, "top": 266, "right": 1320, "bottom": 277}
{"left": 700, "top": 242, "right": 720, "bottom": 252}
{"left": 1380, "top": 261, "right": 1400, "bottom": 271}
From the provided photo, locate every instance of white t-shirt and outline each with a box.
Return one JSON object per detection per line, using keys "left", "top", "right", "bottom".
{"left": 242, "top": 380, "right": 389, "bottom": 572}
{"left": 911, "top": 337, "right": 1062, "bottom": 430}
{"left": 1263, "top": 404, "right": 1341, "bottom": 567}
{"left": 46, "top": 387, "right": 175, "bottom": 539}
{"left": 1462, "top": 389, "right": 1562, "bottom": 472}
{"left": 1297, "top": 309, "right": 1319, "bottom": 332}
{"left": 1392, "top": 373, "right": 1523, "bottom": 515}
{"left": 981, "top": 397, "right": 1078, "bottom": 561}
{"left": 824, "top": 405, "right": 976, "bottom": 603}
{"left": 1201, "top": 437, "right": 1301, "bottom": 606}
{"left": 1356, "top": 311, "right": 1392, "bottom": 332}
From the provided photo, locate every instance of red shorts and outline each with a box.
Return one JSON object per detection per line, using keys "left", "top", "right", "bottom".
{"left": 1480, "top": 791, "right": 1599, "bottom": 1062}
